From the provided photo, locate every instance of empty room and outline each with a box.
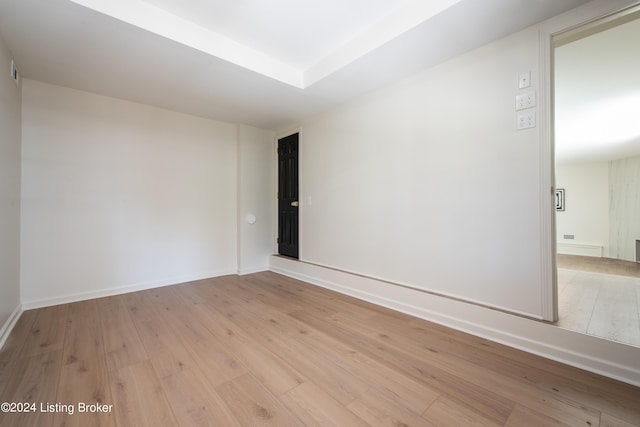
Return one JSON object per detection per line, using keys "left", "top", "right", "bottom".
{"left": 1, "top": 0, "right": 639, "bottom": 426}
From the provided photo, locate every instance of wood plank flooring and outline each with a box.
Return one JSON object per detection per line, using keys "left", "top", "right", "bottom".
{"left": 1, "top": 271, "right": 639, "bottom": 426}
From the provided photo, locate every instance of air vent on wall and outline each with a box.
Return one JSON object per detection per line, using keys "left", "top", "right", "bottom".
{"left": 10, "top": 60, "right": 19, "bottom": 85}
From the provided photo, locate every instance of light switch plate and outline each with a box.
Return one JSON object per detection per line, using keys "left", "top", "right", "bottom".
{"left": 518, "top": 71, "right": 531, "bottom": 89}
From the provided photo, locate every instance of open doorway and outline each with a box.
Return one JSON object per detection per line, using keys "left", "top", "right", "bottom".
{"left": 552, "top": 7, "right": 640, "bottom": 346}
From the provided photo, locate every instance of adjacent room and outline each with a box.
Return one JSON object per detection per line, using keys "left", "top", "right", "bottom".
{"left": 1, "top": 0, "right": 640, "bottom": 425}
{"left": 553, "top": 11, "right": 640, "bottom": 347}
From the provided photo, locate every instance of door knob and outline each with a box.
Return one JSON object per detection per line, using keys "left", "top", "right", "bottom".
{"left": 291, "top": 201, "right": 299, "bottom": 207}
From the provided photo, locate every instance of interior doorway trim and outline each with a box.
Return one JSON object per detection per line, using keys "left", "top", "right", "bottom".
{"left": 538, "top": 0, "right": 640, "bottom": 322}
{"left": 538, "top": 26, "right": 556, "bottom": 322}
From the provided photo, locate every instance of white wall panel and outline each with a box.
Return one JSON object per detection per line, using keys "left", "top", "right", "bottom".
{"left": 0, "top": 33, "right": 22, "bottom": 343}
{"left": 237, "top": 124, "right": 275, "bottom": 274}
{"left": 21, "top": 80, "right": 238, "bottom": 306}
{"left": 299, "top": 27, "right": 543, "bottom": 317}
{"left": 610, "top": 155, "right": 640, "bottom": 261}
{"left": 555, "top": 162, "right": 609, "bottom": 256}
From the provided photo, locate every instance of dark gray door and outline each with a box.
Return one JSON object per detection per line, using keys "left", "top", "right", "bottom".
{"left": 278, "top": 133, "right": 299, "bottom": 258}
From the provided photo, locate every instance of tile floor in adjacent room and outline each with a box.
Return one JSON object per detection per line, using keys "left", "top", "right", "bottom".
{"left": 556, "top": 255, "right": 640, "bottom": 347}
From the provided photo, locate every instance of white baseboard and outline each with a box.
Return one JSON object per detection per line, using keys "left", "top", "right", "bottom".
{"left": 21, "top": 270, "right": 236, "bottom": 310}
{"left": 557, "top": 242, "right": 603, "bottom": 257}
{"left": 0, "top": 304, "right": 23, "bottom": 351}
{"left": 269, "top": 255, "right": 640, "bottom": 387}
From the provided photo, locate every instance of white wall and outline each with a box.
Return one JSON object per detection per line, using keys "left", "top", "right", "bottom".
{"left": 0, "top": 33, "right": 22, "bottom": 340}
{"left": 556, "top": 162, "right": 609, "bottom": 256}
{"left": 237, "top": 124, "right": 275, "bottom": 274}
{"left": 610, "top": 155, "right": 640, "bottom": 262}
{"left": 21, "top": 80, "right": 239, "bottom": 307}
{"left": 299, "top": 27, "right": 543, "bottom": 317}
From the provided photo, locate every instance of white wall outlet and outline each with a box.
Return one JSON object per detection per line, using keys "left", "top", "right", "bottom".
{"left": 518, "top": 71, "right": 531, "bottom": 89}
{"left": 515, "top": 90, "right": 536, "bottom": 110}
{"left": 517, "top": 112, "right": 536, "bottom": 130}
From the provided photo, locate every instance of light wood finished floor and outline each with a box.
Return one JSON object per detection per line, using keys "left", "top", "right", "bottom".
{"left": 557, "top": 255, "right": 640, "bottom": 347}
{"left": 1, "top": 272, "right": 639, "bottom": 426}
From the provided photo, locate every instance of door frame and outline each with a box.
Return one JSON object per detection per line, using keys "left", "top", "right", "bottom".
{"left": 538, "top": 0, "right": 638, "bottom": 322}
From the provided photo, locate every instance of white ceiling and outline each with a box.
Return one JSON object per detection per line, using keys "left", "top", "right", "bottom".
{"left": 555, "top": 15, "right": 640, "bottom": 164}
{"left": 139, "top": 0, "right": 414, "bottom": 70}
{"left": 0, "top": 0, "right": 591, "bottom": 130}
